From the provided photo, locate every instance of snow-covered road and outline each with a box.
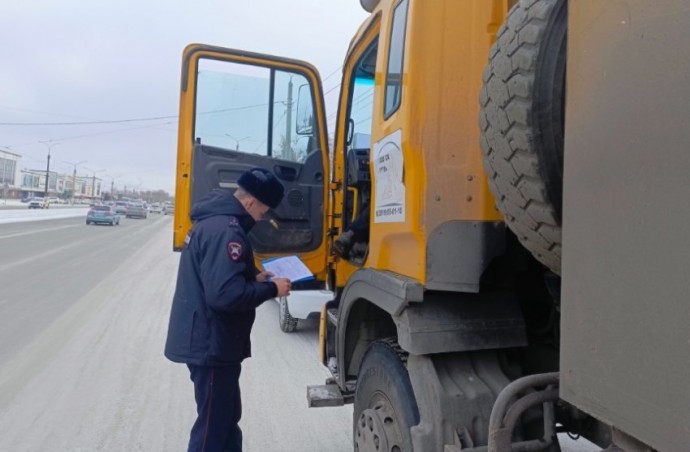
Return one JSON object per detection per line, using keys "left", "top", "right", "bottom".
{"left": 0, "top": 216, "right": 353, "bottom": 451}
{"left": 0, "top": 207, "right": 88, "bottom": 224}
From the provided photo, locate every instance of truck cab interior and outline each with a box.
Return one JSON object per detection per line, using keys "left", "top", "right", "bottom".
{"left": 340, "top": 41, "right": 377, "bottom": 265}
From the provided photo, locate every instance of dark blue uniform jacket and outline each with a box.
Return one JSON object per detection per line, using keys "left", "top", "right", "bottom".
{"left": 164, "top": 189, "right": 278, "bottom": 366}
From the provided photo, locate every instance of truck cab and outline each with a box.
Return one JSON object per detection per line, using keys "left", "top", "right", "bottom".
{"left": 173, "top": 1, "right": 690, "bottom": 450}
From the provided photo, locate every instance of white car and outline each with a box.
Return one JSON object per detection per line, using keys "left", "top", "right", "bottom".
{"left": 276, "top": 290, "right": 334, "bottom": 333}
{"left": 28, "top": 197, "right": 49, "bottom": 209}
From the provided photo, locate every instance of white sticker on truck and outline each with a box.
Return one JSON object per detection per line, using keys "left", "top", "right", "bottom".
{"left": 373, "top": 129, "right": 405, "bottom": 223}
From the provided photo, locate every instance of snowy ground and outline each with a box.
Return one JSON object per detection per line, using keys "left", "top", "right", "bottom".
{"left": 0, "top": 216, "right": 353, "bottom": 452}
{"left": 0, "top": 199, "right": 24, "bottom": 207}
{"left": 0, "top": 199, "right": 90, "bottom": 224}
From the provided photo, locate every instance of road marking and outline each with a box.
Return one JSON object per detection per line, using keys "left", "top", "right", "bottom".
{"left": 0, "top": 224, "right": 80, "bottom": 240}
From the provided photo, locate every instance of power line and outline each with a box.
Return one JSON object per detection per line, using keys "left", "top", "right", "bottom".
{"left": 323, "top": 83, "right": 341, "bottom": 96}
{"left": 253, "top": 110, "right": 288, "bottom": 152}
{"left": 0, "top": 101, "right": 276, "bottom": 126}
{"left": 322, "top": 66, "right": 342, "bottom": 83}
{"left": 0, "top": 115, "right": 177, "bottom": 126}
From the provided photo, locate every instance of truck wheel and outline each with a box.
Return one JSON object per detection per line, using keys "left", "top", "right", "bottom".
{"left": 353, "top": 338, "right": 419, "bottom": 452}
{"left": 479, "top": 0, "right": 567, "bottom": 274}
{"left": 278, "top": 296, "right": 298, "bottom": 333}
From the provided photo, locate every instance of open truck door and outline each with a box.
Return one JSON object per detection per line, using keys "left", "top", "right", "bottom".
{"left": 173, "top": 44, "right": 330, "bottom": 279}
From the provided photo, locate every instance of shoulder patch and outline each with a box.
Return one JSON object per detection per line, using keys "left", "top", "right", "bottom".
{"left": 227, "top": 241, "right": 243, "bottom": 261}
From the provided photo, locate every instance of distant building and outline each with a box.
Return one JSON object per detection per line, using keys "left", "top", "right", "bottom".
{"left": 21, "top": 169, "right": 58, "bottom": 199}
{"left": 0, "top": 148, "right": 21, "bottom": 199}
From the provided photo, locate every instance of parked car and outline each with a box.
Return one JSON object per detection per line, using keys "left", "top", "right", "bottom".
{"left": 113, "top": 201, "right": 129, "bottom": 214}
{"left": 28, "top": 197, "right": 49, "bottom": 209}
{"left": 86, "top": 205, "right": 120, "bottom": 226}
{"left": 276, "top": 290, "right": 334, "bottom": 333}
{"left": 163, "top": 203, "right": 174, "bottom": 215}
{"left": 125, "top": 202, "right": 148, "bottom": 219}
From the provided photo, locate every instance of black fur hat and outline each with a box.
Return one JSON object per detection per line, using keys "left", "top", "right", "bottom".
{"left": 237, "top": 167, "right": 284, "bottom": 209}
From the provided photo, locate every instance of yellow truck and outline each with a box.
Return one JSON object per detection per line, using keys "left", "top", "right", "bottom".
{"left": 173, "top": 0, "right": 690, "bottom": 450}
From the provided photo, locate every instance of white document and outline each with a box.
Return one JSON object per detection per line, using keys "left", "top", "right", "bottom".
{"left": 261, "top": 255, "right": 314, "bottom": 282}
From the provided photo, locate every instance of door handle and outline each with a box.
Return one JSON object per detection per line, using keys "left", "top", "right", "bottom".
{"left": 273, "top": 165, "right": 297, "bottom": 182}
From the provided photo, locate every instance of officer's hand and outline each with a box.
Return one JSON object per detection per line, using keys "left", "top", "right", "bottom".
{"left": 256, "top": 271, "right": 274, "bottom": 283}
{"left": 273, "top": 278, "right": 292, "bottom": 297}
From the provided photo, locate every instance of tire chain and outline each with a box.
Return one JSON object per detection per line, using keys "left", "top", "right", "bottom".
{"left": 379, "top": 336, "right": 409, "bottom": 367}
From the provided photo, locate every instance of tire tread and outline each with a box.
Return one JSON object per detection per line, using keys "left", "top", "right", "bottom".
{"left": 479, "top": 0, "right": 565, "bottom": 274}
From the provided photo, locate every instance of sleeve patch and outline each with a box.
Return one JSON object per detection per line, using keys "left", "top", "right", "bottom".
{"left": 227, "top": 241, "right": 243, "bottom": 261}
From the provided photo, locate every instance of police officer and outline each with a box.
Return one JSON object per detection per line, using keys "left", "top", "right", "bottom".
{"left": 164, "top": 167, "right": 291, "bottom": 452}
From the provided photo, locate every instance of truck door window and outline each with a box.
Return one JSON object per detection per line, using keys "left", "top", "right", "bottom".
{"left": 384, "top": 0, "right": 409, "bottom": 119}
{"left": 194, "top": 58, "right": 318, "bottom": 163}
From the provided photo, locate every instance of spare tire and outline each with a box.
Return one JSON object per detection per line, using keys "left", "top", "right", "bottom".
{"left": 479, "top": 0, "right": 567, "bottom": 274}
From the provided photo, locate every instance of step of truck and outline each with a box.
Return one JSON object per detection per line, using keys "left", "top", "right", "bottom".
{"left": 307, "top": 384, "right": 344, "bottom": 407}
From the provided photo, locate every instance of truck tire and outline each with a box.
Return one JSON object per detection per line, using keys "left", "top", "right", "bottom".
{"left": 278, "top": 296, "right": 298, "bottom": 333}
{"left": 479, "top": 0, "right": 567, "bottom": 274}
{"left": 353, "top": 338, "right": 419, "bottom": 452}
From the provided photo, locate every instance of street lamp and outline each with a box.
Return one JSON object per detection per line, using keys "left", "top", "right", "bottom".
{"left": 105, "top": 173, "right": 123, "bottom": 199}
{"left": 225, "top": 133, "right": 250, "bottom": 151}
{"left": 39, "top": 141, "right": 61, "bottom": 199}
{"left": 63, "top": 160, "right": 87, "bottom": 204}
{"left": 84, "top": 167, "right": 106, "bottom": 203}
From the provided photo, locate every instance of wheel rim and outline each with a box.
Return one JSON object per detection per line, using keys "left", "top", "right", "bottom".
{"left": 355, "top": 395, "right": 404, "bottom": 452}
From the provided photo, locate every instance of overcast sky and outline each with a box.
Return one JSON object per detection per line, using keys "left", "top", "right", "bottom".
{"left": 0, "top": 0, "right": 368, "bottom": 194}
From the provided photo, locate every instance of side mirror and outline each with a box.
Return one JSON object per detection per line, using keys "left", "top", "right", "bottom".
{"left": 296, "top": 84, "right": 314, "bottom": 135}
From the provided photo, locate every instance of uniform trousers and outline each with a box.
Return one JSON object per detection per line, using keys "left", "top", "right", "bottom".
{"left": 187, "top": 363, "right": 243, "bottom": 452}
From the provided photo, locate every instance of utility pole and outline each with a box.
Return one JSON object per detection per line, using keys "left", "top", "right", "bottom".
{"left": 105, "top": 174, "right": 122, "bottom": 200}
{"left": 64, "top": 160, "right": 87, "bottom": 205}
{"left": 40, "top": 141, "right": 60, "bottom": 199}
{"left": 44, "top": 152, "right": 51, "bottom": 199}
{"left": 73, "top": 167, "right": 77, "bottom": 203}
{"left": 225, "top": 133, "right": 249, "bottom": 152}
{"left": 84, "top": 167, "right": 105, "bottom": 203}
